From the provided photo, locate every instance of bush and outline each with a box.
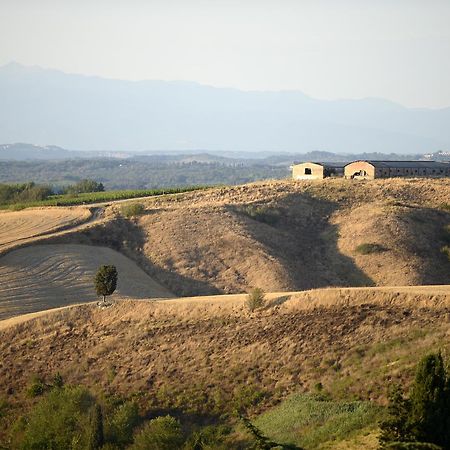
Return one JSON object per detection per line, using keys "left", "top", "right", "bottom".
{"left": 242, "top": 205, "right": 282, "bottom": 226}
{"left": 19, "top": 386, "right": 97, "bottom": 449}
{"left": 105, "top": 401, "right": 139, "bottom": 446}
{"left": 120, "top": 203, "right": 145, "bottom": 218}
{"left": 64, "top": 179, "right": 105, "bottom": 195}
{"left": 27, "top": 375, "right": 46, "bottom": 397}
{"left": 246, "top": 288, "right": 266, "bottom": 312}
{"left": 440, "top": 245, "right": 450, "bottom": 261}
{"left": 355, "top": 243, "right": 387, "bottom": 254}
{"left": 130, "top": 415, "right": 184, "bottom": 450}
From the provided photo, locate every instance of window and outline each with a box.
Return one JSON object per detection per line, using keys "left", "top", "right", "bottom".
{"left": 304, "top": 168, "right": 312, "bottom": 175}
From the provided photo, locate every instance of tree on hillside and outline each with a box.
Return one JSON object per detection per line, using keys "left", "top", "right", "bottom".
{"left": 379, "top": 352, "right": 450, "bottom": 449}
{"left": 94, "top": 265, "right": 118, "bottom": 303}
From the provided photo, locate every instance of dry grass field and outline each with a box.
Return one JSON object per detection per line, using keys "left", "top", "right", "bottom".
{"left": 0, "top": 244, "right": 172, "bottom": 320}
{"left": 0, "top": 207, "right": 92, "bottom": 253}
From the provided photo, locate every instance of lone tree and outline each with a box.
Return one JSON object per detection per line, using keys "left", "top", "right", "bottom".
{"left": 94, "top": 265, "right": 118, "bottom": 303}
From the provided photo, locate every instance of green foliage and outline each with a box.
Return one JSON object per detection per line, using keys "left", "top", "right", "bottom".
{"left": 87, "top": 405, "right": 104, "bottom": 450}
{"left": 379, "top": 385, "right": 413, "bottom": 445}
{"left": 409, "top": 353, "right": 450, "bottom": 447}
{"left": 240, "top": 414, "right": 302, "bottom": 450}
{"left": 105, "top": 402, "right": 139, "bottom": 447}
{"left": 52, "top": 372, "right": 64, "bottom": 389}
{"left": 355, "top": 242, "right": 388, "bottom": 254}
{"left": 130, "top": 415, "right": 184, "bottom": 450}
{"left": 20, "top": 386, "right": 96, "bottom": 450}
{"left": 94, "top": 265, "right": 118, "bottom": 301}
{"left": 379, "top": 352, "right": 450, "bottom": 449}
{"left": 242, "top": 205, "right": 282, "bottom": 226}
{"left": 183, "top": 424, "right": 232, "bottom": 450}
{"left": 120, "top": 203, "right": 145, "bottom": 218}
{"left": 254, "top": 393, "right": 382, "bottom": 449}
{"left": 0, "top": 182, "right": 52, "bottom": 205}
{"left": 440, "top": 246, "right": 450, "bottom": 261}
{"left": 64, "top": 179, "right": 104, "bottom": 195}
{"left": 26, "top": 375, "right": 46, "bottom": 397}
{"left": 246, "top": 288, "right": 266, "bottom": 312}
{"left": 0, "top": 185, "right": 210, "bottom": 210}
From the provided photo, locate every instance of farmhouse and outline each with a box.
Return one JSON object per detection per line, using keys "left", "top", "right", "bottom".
{"left": 344, "top": 160, "right": 450, "bottom": 180}
{"left": 291, "top": 162, "right": 345, "bottom": 180}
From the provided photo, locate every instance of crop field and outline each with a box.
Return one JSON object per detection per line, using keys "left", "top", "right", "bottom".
{"left": 0, "top": 207, "right": 91, "bottom": 250}
{"left": 0, "top": 185, "right": 211, "bottom": 210}
{"left": 0, "top": 244, "right": 172, "bottom": 320}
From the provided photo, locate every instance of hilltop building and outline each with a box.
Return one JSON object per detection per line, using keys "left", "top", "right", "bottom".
{"left": 291, "top": 160, "right": 450, "bottom": 180}
{"left": 344, "top": 160, "right": 450, "bottom": 179}
{"left": 291, "top": 162, "right": 345, "bottom": 180}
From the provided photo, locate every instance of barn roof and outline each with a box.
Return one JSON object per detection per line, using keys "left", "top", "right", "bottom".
{"left": 292, "top": 161, "right": 346, "bottom": 168}
{"left": 350, "top": 160, "right": 450, "bottom": 169}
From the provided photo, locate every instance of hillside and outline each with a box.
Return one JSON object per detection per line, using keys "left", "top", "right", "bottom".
{"left": 0, "top": 178, "right": 449, "bottom": 321}
{"left": 46, "top": 178, "right": 450, "bottom": 297}
{"left": 1, "top": 285, "right": 449, "bottom": 448}
{"left": 1, "top": 63, "right": 449, "bottom": 153}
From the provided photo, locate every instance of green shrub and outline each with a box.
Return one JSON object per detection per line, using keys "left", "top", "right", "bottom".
{"left": 355, "top": 243, "right": 388, "bottom": 255}
{"left": 121, "top": 203, "right": 145, "bottom": 218}
{"left": 130, "top": 415, "right": 184, "bottom": 450}
{"left": 242, "top": 205, "right": 282, "bottom": 226}
{"left": 27, "top": 375, "right": 46, "bottom": 397}
{"left": 105, "top": 401, "right": 139, "bottom": 446}
{"left": 19, "top": 386, "right": 97, "bottom": 449}
{"left": 246, "top": 288, "right": 266, "bottom": 312}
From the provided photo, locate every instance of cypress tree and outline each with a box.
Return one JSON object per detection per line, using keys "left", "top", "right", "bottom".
{"left": 408, "top": 353, "right": 450, "bottom": 448}
{"left": 379, "top": 384, "right": 412, "bottom": 445}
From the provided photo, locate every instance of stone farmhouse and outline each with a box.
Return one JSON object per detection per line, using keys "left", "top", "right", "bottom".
{"left": 291, "top": 162, "right": 345, "bottom": 180}
{"left": 291, "top": 160, "right": 450, "bottom": 180}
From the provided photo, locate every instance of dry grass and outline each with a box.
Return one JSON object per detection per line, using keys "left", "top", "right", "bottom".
{"left": 0, "top": 207, "right": 91, "bottom": 251}
{"left": 1, "top": 285, "right": 449, "bottom": 423}
{"left": 0, "top": 244, "right": 172, "bottom": 320}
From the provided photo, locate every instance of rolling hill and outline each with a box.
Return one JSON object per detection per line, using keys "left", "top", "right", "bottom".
{"left": 1, "top": 178, "right": 450, "bottom": 448}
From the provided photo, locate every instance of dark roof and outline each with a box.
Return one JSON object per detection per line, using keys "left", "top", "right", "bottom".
{"left": 349, "top": 160, "right": 450, "bottom": 169}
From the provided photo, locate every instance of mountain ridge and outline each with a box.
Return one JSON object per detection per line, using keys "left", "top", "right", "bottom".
{"left": 1, "top": 62, "right": 449, "bottom": 153}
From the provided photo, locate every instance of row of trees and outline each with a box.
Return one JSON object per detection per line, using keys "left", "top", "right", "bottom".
{"left": 0, "top": 179, "right": 104, "bottom": 205}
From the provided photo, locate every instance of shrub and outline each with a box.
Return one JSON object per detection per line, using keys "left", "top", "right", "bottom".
{"left": 19, "top": 386, "right": 97, "bottom": 449}
{"left": 355, "top": 243, "right": 387, "bottom": 255}
{"left": 27, "top": 375, "right": 46, "bottom": 397}
{"left": 105, "top": 401, "right": 139, "bottom": 446}
{"left": 440, "top": 246, "right": 450, "bottom": 261}
{"left": 121, "top": 203, "right": 145, "bottom": 218}
{"left": 242, "top": 205, "right": 282, "bottom": 226}
{"left": 246, "top": 288, "right": 266, "bottom": 312}
{"left": 130, "top": 415, "right": 184, "bottom": 450}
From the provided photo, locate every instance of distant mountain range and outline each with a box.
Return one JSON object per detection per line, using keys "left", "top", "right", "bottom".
{"left": 1, "top": 62, "right": 449, "bottom": 154}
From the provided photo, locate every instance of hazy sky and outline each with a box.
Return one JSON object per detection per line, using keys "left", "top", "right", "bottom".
{"left": 1, "top": 0, "right": 450, "bottom": 108}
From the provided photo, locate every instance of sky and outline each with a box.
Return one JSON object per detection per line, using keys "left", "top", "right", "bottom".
{"left": 0, "top": 0, "right": 449, "bottom": 109}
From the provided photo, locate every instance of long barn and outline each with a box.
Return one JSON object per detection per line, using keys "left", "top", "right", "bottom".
{"left": 344, "top": 160, "right": 450, "bottom": 179}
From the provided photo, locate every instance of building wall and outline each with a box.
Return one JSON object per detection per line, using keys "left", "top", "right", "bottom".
{"left": 344, "top": 161, "right": 376, "bottom": 179}
{"left": 292, "top": 163, "right": 324, "bottom": 180}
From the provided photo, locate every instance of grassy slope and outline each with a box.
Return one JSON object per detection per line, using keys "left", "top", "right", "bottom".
{"left": 68, "top": 178, "right": 450, "bottom": 297}
{"left": 1, "top": 287, "right": 449, "bottom": 448}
